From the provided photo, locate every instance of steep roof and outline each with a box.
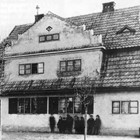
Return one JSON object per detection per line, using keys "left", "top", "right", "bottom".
{"left": 67, "top": 6, "right": 140, "bottom": 50}
{"left": 8, "top": 5, "right": 140, "bottom": 50}
{"left": 4, "top": 5, "right": 140, "bottom": 91}
{"left": 8, "top": 23, "right": 32, "bottom": 40}
{"left": 100, "top": 47, "right": 140, "bottom": 88}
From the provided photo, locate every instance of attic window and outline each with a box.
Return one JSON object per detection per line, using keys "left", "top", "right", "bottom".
{"left": 46, "top": 26, "right": 52, "bottom": 32}
{"left": 116, "top": 25, "right": 136, "bottom": 35}
{"left": 39, "top": 33, "right": 59, "bottom": 43}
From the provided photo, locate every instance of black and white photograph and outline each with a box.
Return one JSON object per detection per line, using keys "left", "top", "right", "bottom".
{"left": 0, "top": 0, "right": 140, "bottom": 139}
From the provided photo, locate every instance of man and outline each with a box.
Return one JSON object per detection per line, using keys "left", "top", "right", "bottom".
{"left": 49, "top": 114, "right": 56, "bottom": 133}
{"left": 87, "top": 115, "right": 94, "bottom": 135}
{"left": 66, "top": 114, "right": 73, "bottom": 134}
{"left": 94, "top": 115, "right": 101, "bottom": 135}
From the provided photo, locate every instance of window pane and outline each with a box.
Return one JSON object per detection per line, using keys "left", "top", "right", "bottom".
{"left": 60, "top": 62, "right": 66, "bottom": 67}
{"left": 74, "top": 60, "right": 81, "bottom": 71}
{"left": 53, "top": 34, "right": 59, "bottom": 40}
{"left": 67, "top": 65, "right": 73, "bottom": 71}
{"left": 32, "top": 63, "right": 38, "bottom": 74}
{"left": 130, "top": 108, "right": 138, "bottom": 114}
{"left": 88, "top": 98, "right": 93, "bottom": 114}
{"left": 25, "top": 69, "right": 31, "bottom": 74}
{"left": 18, "top": 98, "right": 24, "bottom": 113}
{"left": 19, "top": 69, "right": 24, "bottom": 75}
{"left": 74, "top": 97, "right": 82, "bottom": 113}
{"left": 67, "top": 61, "right": 73, "bottom": 71}
{"left": 38, "top": 68, "right": 44, "bottom": 73}
{"left": 130, "top": 101, "right": 138, "bottom": 107}
{"left": 121, "top": 101, "right": 129, "bottom": 114}
{"left": 25, "top": 64, "right": 31, "bottom": 74}
{"left": 25, "top": 98, "right": 30, "bottom": 113}
{"left": 49, "top": 97, "right": 58, "bottom": 114}
{"left": 31, "top": 98, "right": 37, "bottom": 114}
{"left": 75, "top": 60, "right": 81, "bottom": 66}
{"left": 113, "top": 102, "right": 120, "bottom": 108}
{"left": 39, "top": 36, "right": 45, "bottom": 42}
{"left": 60, "top": 62, "right": 66, "bottom": 72}
{"left": 74, "top": 65, "right": 81, "bottom": 71}
{"left": 113, "top": 108, "right": 120, "bottom": 114}
{"left": 37, "top": 97, "right": 47, "bottom": 114}
{"left": 59, "top": 98, "right": 66, "bottom": 113}
{"left": 19, "top": 65, "right": 25, "bottom": 75}
{"left": 112, "top": 101, "right": 120, "bottom": 114}
{"left": 9, "top": 98, "right": 18, "bottom": 114}
{"left": 38, "top": 63, "right": 44, "bottom": 73}
{"left": 25, "top": 64, "right": 31, "bottom": 69}
{"left": 19, "top": 65, "right": 24, "bottom": 70}
{"left": 67, "top": 97, "right": 73, "bottom": 113}
{"left": 60, "top": 67, "right": 66, "bottom": 72}
{"left": 67, "top": 61, "right": 73, "bottom": 66}
{"left": 46, "top": 35, "right": 52, "bottom": 41}
{"left": 38, "top": 63, "right": 43, "bottom": 68}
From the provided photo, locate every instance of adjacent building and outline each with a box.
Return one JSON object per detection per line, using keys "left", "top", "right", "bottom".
{"left": 1, "top": 2, "right": 140, "bottom": 136}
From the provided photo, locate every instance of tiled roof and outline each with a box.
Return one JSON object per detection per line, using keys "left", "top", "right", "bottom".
{"left": 67, "top": 6, "right": 140, "bottom": 50}
{"left": 1, "top": 77, "right": 97, "bottom": 96}
{"left": 8, "top": 6, "right": 140, "bottom": 49}
{"left": 101, "top": 47, "right": 140, "bottom": 88}
{"left": 8, "top": 23, "right": 32, "bottom": 40}
{"left": 4, "top": 5, "right": 140, "bottom": 91}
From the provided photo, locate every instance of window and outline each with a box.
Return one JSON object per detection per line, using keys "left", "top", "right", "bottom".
{"left": 74, "top": 96, "right": 82, "bottom": 113}
{"left": 112, "top": 101, "right": 138, "bottom": 114}
{"left": 39, "top": 33, "right": 59, "bottom": 43}
{"left": 49, "top": 97, "right": 58, "bottom": 114}
{"left": 19, "top": 62, "right": 44, "bottom": 75}
{"left": 60, "top": 59, "right": 81, "bottom": 72}
{"left": 112, "top": 101, "right": 120, "bottom": 114}
{"left": 58, "top": 96, "right": 93, "bottom": 114}
{"left": 9, "top": 97, "right": 47, "bottom": 114}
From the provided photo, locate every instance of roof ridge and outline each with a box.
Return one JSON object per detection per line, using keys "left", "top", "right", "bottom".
{"left": 66, "top": 5, "right": 140, "bottom": 19}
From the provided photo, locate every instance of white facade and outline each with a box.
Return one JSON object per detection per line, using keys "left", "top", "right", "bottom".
{"left": 2, "top": 12, "right": 139, "bottom": 136}
{"left": 1, "top": 13, "right": 104, "bottom": 132}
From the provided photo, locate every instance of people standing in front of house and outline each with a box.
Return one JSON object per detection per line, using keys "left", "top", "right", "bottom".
{"left": 79, "top": 116, "right": 85, "bottom": 134}
{"left": 87, "top": 115, "right": 95, "bottom": 135}
{"left": 66, "top": 114, "right": 73, "bottom": 134}
{"left": 74, "top": 115, "right": 80, "bottom": 134}
{"left": 57, "top": 116, "right": 63, "bottom": 133}
{"left": 94, "top": 115, "right": 101, "bottom": 135}
{"left": 49, "top": 114, "right": 56, "bottom": 133}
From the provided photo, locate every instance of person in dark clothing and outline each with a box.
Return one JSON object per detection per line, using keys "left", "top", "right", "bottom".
{"left": 61, "top": 117, "right": 66, "bottom": 133}
{"left": 49, "top": 114, "right": 56, "bottom": 133}
{"left": 87, "top": 115, "right": 94, "bottom": 135}
{"left": 66, "top": 114, "right": 73, "bottom": 134}
{"left": 79, "top": 116, "right": 85, "bottom": 134}
{"left": 94, "top": 115, "right": 101, "bottom": 135}
{"left": 57, "top": 116, "right": 63, "bottom": 133}
{"left": 74, "top": 116, "right": 80, "bottom": 134}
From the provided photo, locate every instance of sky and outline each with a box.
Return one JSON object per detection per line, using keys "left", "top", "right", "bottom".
{"left": 0, "top": 0, "right": 140, "bottom": 41}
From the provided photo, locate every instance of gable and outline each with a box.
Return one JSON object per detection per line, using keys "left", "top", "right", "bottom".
{"left": 5, "top": 12, "right": 102, "bottom": 55}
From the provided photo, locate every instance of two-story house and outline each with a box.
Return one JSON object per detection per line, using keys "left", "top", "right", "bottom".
{"left": 1, "top": 1, "right": 140, "bottom": 136}
{"left": 1, "top": 10, "right": 103, "bottom": 132}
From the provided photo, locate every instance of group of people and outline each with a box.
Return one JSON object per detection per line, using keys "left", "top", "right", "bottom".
{"left": 49, "top": 114, "right": 101, "bottom": 135}
{"left": 87, "top": 114, "right": 101, "bottom": 135}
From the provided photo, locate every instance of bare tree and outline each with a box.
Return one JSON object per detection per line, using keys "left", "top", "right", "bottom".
{"left": 74, "top": 75, "right": 97, "bottom": 140}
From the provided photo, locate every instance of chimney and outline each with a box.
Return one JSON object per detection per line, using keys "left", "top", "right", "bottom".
{"left": 102, "top": 2, "right": 115, "bottom": 13}
{"left": 35, "top": 14, "right": 44, "bottom": 23}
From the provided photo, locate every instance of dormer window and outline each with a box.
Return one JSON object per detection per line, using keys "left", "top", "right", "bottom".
{"left": 39, "top": 33, "right": 59, "bottom": 43}
{"left": 116, "top": 25, "right": 136, "bottom": 35}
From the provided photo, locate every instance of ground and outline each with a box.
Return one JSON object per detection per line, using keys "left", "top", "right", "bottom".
{"left": 1, "top": 132, "right": 140, "bottom": 140}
